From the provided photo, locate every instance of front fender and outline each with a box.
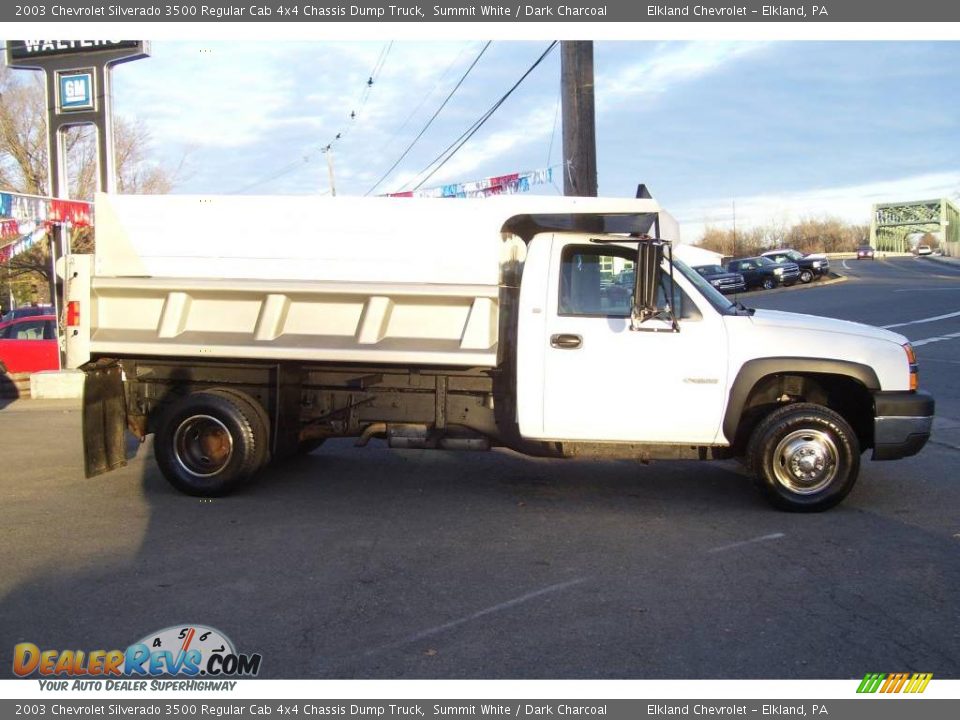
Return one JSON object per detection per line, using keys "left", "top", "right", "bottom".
{"left": 723, "top": 357, "right": 880, "bottom": 443}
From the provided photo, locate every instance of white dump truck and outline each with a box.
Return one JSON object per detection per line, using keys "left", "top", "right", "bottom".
{"left": 63, "top": 193, "right": 933, "bottom": 511}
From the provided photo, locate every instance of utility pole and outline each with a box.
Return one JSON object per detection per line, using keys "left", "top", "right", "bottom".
{"left": 732, "top": 200, "right": 737, "bottom": 258}
{"left": 561, "top": 41, "right": 597, "bottom": 197}
{"left": 323, "top": 145, "right": 337, "bottom": 197}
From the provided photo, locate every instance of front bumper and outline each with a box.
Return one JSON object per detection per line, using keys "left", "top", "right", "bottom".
{"left": 872, "top": 390, "right": 935, "bottom": 460}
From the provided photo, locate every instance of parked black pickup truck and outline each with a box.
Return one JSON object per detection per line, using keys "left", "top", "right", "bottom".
{"left": 761, "top": 248, "right": 830, "bottom": 284}
{"left": 727, "top": 256, "right": 800, "bottom": 290}
{"left": 693, "top": 265, "right": 747, "bottom": 294}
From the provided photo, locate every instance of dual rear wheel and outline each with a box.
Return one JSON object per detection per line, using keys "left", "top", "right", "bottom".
{"left": 154, "top": 388, "right": 270, "bottom": 496}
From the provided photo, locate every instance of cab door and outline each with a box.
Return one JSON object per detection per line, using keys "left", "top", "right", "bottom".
{"left": 536, "top": 240, "right": 729, "bottom": 444}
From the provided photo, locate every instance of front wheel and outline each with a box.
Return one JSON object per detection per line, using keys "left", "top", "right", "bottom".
{"left": 761, "top": 277, "right": 776, "bottom": 290}
{"left": 746, "top": 403, "right": 860, "bottom": 512}
{"left": 799, "top": 269, "right": 814, "bottom": 284}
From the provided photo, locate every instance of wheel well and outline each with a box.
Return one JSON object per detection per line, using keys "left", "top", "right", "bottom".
{"left": 732, "top": 372, "right": 873, "bottom": 454}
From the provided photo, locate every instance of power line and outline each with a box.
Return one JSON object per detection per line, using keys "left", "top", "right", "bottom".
{"left": 546, "top": 82, "right": 561, "bottom": 167}
{"left": 377, "top": 41, "right": 476, "bottom": 155}
{"left": 226, "top": 42, "right": 394, "bottom": 194}
{"left": 404, "top": 41, "right": 558, "bottom": 193}
{"left": 546, "top": 84, "right": 564, "bottom": 195}
{"left": 365, "top": 40, "right": 492, "bottom": 197}
{"left": 228, "top": 155, "right": 313, "bottom": 195}
{"left": 327, "top": 40, "right": 394, "bottom": 149}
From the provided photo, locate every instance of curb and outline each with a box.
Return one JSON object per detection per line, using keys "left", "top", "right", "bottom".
{"left": 926, "top": 254, "right": 960, "bottom": 267}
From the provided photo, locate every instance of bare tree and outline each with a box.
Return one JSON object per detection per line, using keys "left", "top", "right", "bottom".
{"left": 1, "top": 66, "right": 185, "bottom": 307}
{"left": 0, "top": 70, "right": 48, "bottom": 195}
{"left": 697, "top": 216, "right": 871, "bottom": 259}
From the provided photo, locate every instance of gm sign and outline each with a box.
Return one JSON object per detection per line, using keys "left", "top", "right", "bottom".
{"left": 58, "top": 71, "right": 94, "bottom": 112}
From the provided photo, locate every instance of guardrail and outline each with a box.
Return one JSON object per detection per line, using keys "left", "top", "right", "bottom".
{"left": 824, "top": 252, "right": 914, "bottom": 259}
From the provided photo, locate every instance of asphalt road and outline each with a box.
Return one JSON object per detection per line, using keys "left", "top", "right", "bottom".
{"left": 0, "top": 256, "right": 958, "bottom": 680}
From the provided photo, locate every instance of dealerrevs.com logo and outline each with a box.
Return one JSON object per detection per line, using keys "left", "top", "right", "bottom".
{"left": 13, "top": 624, "right": 262, "bottom": 688}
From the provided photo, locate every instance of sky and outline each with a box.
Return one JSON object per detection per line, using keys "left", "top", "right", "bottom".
{"left": 103, "top": 40, "right": 960, "bottom": 241}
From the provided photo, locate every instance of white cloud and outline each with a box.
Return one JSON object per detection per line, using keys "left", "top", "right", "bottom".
{"left": 114, "top": 42, "right": 477, "bottom": 151}
{"left": 422, "top": 42, "right": 769, "bottom": 189}
{"left": 364, "top": 42, "right": 768, "bottom": 193}
{"left": 595, "top": 42, "right": 769, "bottom": 112}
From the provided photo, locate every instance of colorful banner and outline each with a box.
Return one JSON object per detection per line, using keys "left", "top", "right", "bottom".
{"left": 0, "top": 191, "right": 92, "bottom": 264}
{"left": 0, "top": 227, "right": 48, "bottom": 263}
{"left": 49, "top": 199, "right": 93, "bottom": 226}
{"left": 387, "top": 167, "right": 554, "bottom": 199}
{"left": 1, "top": 218, "right": 20, "bottom": 240}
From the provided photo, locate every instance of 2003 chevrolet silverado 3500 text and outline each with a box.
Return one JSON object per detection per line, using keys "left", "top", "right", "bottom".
{"left": 62, "top": 193, "right": 933, "bottom": 511}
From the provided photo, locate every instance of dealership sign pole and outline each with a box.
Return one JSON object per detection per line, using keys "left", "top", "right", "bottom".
{"left": 4, "top": 40, "right": 150, "bottom": 197}
{"left": 4, "top": 40, "right": 148, "bottom": 367}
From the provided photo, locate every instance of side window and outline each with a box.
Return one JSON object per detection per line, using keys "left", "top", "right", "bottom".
{"left": 12, "top": 320, "right": 46, "bottom": 340}
{"left": 559, "top": 246, "right": 635, "bottom": 317}
{"left": 655, "top": 275, "right": 701, "bottom": 321}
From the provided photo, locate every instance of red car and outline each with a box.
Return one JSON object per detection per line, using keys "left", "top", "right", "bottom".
{"left": 0, "top": 314, "right": 59, "bottom": 373}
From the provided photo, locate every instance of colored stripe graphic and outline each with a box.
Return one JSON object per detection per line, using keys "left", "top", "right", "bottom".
{"left": 857, "top": 672, "right": 932, "bottom": 693}
{"left": 883, "top": 673, "right": 909, "bottom": 693}
{"left": 905, "top": 673, "right": 933, "bottom": 693}
{"left": 857, "top": 673, "right": 885, "bottom": 693}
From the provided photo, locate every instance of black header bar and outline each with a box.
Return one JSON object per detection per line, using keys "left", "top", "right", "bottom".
{"left": 2, "top": 1, "right": 960, "bottom": 23}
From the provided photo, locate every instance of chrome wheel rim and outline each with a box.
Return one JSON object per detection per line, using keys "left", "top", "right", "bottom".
{"left": 173, "top": 415, "right": 233, "bottom": 478}
{"left": 772, "top": 429, "right": 838, "bottom": 495}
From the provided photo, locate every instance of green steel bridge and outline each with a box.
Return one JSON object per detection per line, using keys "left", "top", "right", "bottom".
{"left": 871, "top": 197, "right": 959, "bottom": 255}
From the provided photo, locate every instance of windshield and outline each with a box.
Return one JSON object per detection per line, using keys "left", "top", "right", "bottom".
{"left": 695, "top": 265, "right": 726, "bottom": 274}
{"left": 765, "top": 250, "right": 806, "bottom": 260}
{"left": 757, "top": 256, "right": 778, "bottom": 267}
{"left": 672, "top": 257, "right": 736, "bottom": 314}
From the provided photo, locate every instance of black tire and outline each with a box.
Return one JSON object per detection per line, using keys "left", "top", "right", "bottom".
{"left": 761, "top": 277, "right": 776, "bottom": 291}
{"left": 799, "top": 269, "right": 814, "bottom": 284}
{"left": 203, "top": 388, "right": 271, "bottom": 472}
{"left": 154, "top": 391, "right": 263, "bottom": 496}
{"left": 746, "top": 403, "right": 860, "bottom": 512}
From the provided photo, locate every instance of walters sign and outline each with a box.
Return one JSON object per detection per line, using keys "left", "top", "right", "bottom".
{"left": 7, "top": 40, "right": 145, "bottom": 62}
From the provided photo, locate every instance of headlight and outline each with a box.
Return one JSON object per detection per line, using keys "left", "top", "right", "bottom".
{"left": 774, "top": 268, "right": 783, "bottom": 275}
{"left": 711, "top": 280, "right": 722, "bottom": 287}
{"left": 812, "top": 261, "right": 821, "bottom": 268}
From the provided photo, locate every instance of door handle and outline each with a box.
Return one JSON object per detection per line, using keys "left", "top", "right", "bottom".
{"left": 550, "top": 333, "right": 582, "bottom": 349}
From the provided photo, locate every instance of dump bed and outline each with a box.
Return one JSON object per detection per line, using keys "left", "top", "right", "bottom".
{"left": 69, "top": 193, "right": 673, "bottom": 369}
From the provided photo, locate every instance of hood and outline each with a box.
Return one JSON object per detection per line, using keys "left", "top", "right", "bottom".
{"left": 750, "top": 309, "right": 907, "bottom": 344}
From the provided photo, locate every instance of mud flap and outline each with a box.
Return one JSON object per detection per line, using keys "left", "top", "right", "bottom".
{"left": 83, "top": 361, "right": 127, "bottom": 478}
